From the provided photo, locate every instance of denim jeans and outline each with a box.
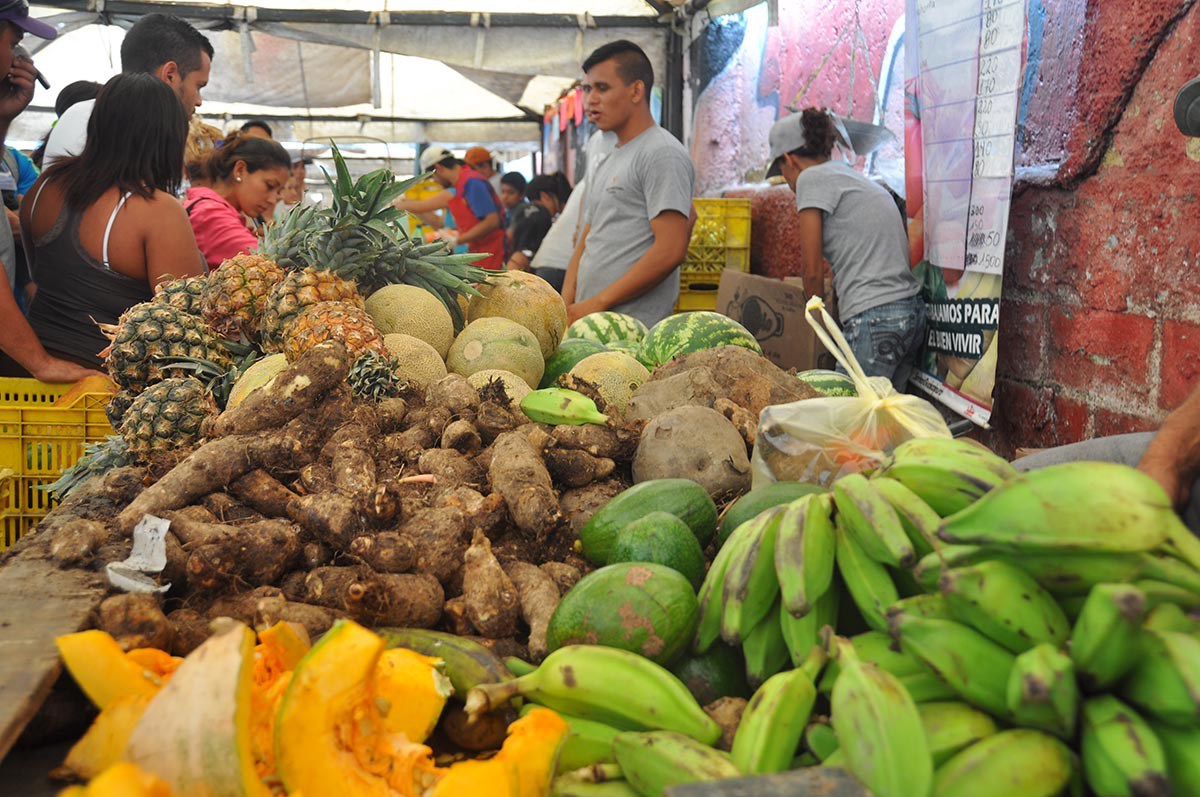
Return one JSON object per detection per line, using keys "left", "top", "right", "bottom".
{"left": 838, "top": 295, "right": 927, "bottom": 391}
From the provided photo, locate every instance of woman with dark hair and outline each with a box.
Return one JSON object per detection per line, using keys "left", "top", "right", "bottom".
{"left": 16, "top": 73, "right": 204, "bottom": 370}
{"left": 766, "top": 107, "right": 924, "bottom": 390}
{"left": 185, "top": 131, "right": 291, "bottom": 268}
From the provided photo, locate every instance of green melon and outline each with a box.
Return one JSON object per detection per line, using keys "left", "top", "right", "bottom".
{"left": 796, "top": 369, "right": 858, "bottom": 398}
{"left": 670, "top": 644, "right": 751, "bottom": 705}
{"left": 717, "top": 481, "right": 825, "bottom": 547}
{"left": 545, "top": 563, "right": 698, "bottom": 666}
{"left": 639, "top": 312, "right": 762, "bottom": 369}
{"left": 446, "top": 317, "right": 545, "bottom": 389}
{"left": 580, "top": 479, "right": 718, "bottom": 565}
{"left": 467, "top": 270, "right": 568, "bottom": 359}
{"left": 540, "top": 339, "right": 609, "bottom": 389}
{"left": 560, "top": 351, "right": 650, "bottom": 414}
{"left": 608, "top": 512, "right": 707, "bottom": 589}
{"left": 564, "top": 311, "right": 648, "bottom": 347}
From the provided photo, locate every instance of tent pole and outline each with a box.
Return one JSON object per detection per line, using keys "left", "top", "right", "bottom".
{"left": 662, "top": 22, "right": 685, "bottom": 142}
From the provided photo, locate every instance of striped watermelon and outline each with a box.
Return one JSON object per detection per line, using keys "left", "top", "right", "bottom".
{"left": 540, "top": 338, "right": 609, "bottom": 389}
{"left": 564, "top": 311, "right": 648, "bottom": 346}
{"left": 639, "top": 312, "right": 762, "bottom": 368}
{"left": 797, "top": 369, "right": 858, "bottom": 397}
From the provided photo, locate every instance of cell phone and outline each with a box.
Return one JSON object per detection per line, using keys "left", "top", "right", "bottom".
{"left": 12, "top": 45, "right": 50, "bottom": 90}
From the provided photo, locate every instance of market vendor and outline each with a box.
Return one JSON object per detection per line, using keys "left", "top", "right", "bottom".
{"left": 394, "top": 147, "right": 507, "bottom": 270}
{"left": 184, "top": 132, "right": 291, "bottom": 269}
{"left": 465, "top": 146, "right": 503, "bottom": 194}
{"left": 766, "top": 108, "right": 925, "bottom": 390}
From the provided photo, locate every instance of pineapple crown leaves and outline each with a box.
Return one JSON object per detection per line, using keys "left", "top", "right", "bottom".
{"left": 40, "top": 435, "right": 131, "bottom": 502}
{"left": 348, "top": 349, "right": 407, "bottom": 402}
{"left": 156, "top": 350, "right": 260, "bottom": 410}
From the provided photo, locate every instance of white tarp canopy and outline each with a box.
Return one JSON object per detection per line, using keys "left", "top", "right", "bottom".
{"left": 12, "top": 1, "right": 672, "bottom": 154}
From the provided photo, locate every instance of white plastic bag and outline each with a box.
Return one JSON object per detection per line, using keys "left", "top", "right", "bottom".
{"left": 751, "top": 297, "right": 951, "bottom": 487}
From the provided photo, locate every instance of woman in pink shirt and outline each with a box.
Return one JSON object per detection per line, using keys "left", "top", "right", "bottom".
{"left": 185, "top": 132, "right": 291, "bottom": 268}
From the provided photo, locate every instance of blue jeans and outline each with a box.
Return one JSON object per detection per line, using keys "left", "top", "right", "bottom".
{"left": 838, "top": 295, "right": 927, "bottom": 391}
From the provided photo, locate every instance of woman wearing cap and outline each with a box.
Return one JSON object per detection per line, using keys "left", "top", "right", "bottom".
{"left": 394, "top": 147, "right": 506, "bottom": 270}
{"left": 769, "top": 108, "right": 925, "bottom": 390}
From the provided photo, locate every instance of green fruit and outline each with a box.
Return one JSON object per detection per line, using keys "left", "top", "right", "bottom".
{"left": 580, "top": 479, "right": 719, "bottom": 565}
{"left": 639, "top": 311, "right": 762, "bottom": 369}
{"left": 564, "top": 311, "right": 648, "bottom": 346}
{"left": 716, "top": 481, "right": 824, "bottom": 547}
{"left": 609, "top": 512, "right": 707, "bottom": 589}
{"left": 446, "top": 316, "right": 545, "bottom": 389}
{"left": 547, "top": 563, "right": 699, "bottom": 666}
{"left": 540, "top": 339, "right": 609, "bottom": 389}
{"left": 670, "top": 644, "right": 751, "bottom": 705}
{"left": 796, "top": 369, "right": 858, "bottom": 397}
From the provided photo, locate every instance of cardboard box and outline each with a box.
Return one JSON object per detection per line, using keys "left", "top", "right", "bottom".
{"left": 716, "top": 270, "right": 831, "bottom": 371}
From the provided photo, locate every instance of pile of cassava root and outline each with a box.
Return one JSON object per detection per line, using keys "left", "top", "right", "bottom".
{"left": 18, "top": 340, "right": 816, "bottom": 663}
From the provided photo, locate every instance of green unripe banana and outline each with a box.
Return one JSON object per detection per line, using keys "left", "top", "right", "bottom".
{"left": 1005, "top": 643, "right": 1078, "bottom": 738}
{"left": 520, "top": 388, "right": 609, "bottom": 426}
{"left": 1068, "top": 582, "right": 1147, "bottom": 690}
{"left": 612, "top": 731, "right": 740, "bottom": 797}
{"left": 932, "top": 729, "right": 1073, "bottom": 797}
{"left": 1080, "top": 696, "right": 1169, "bottom": 797}
{"left": 939, "top": 560, "right": 1070, "bottom": 653}
{"left": 774, "top": 492, "right": 836, "bottom": 617}
{"left": 918, "top": 701, "right": 998, "bottom": 765}
{"left": 1120, "top": 628, "right": 1200, "bottom": 726}
{"left": 730, "top": 648, "right": 823, "bottom": 774}
{"left": 889, "top": 613, "right": 1015, "bottom": 718}
{"left": 832, "top": 473, "right": 916, "bottom": 568}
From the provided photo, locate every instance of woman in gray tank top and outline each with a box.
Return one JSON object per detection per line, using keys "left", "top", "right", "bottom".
{"left": 17, "top": 73, "right": 205, "bottom": 370}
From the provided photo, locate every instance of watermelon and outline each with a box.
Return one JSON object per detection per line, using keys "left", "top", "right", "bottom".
{"left": 580, "top": 479, "right": 719, "bottom": 565}
{"left": 670, "top": 644, "right": 751, "bottom": 704}
{"left": 797, "top": 369, "right": 858, "bottom": 397}
{"left": 608, "top": 512, "right": 707, "bottom": 589}
{"left": 639, "top": 312, "right": 762, "bottom": 369}
{"left": 564, "top": 311, "right": 648, "bottom": 346}
{"left": 540, "top": 339, "right": 609, "bottom": 389}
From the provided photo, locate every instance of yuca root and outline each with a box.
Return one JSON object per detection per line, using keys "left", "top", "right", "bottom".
{"left": 95, "top": 594, "right": 173, "bottom": 652}
{"left": 552, "top": 424, "right": 639, "bottom": 462}
{"left": 199, "top": 493, "right": 257, "bottom": 523}
{"left": 407, "top": 493, "right": 507, "bottom": 587}
{"left": 185, "top": 519, "right": 301, "bottom": 591}
{"left": 488, "top": 431, "right": 561, "bottom": 538}
{"left": 48, "top": 518, "right": 111, "bottom": 566}
{"left": 418, "top": 449, "right": 483, "bottom": 485}
{"left": 475, "top": 401, "right": 525, "bottom": 444}
{"left": 250, "top": 593, "right": 343, "bottom": 636}
{"left": 714, "top": 397, "right": 757, "bottom": 449}
{"left": 100, "top": 466, "right": 147, "bottom": 505}
{"left": 230, "top": 469, "right": 298, "bottom": 519}
{"left": 427, "top": 374, "right": 480, "bottom": 418}
{"left": 302, "top": 566, "right": 362, "bottom": 610}
{"left": 206, "top": 341, "right": 353, "bottom": 438}
{"left": 462, "top": 529, "right": 520, "bottom": 639}
{"left": 380, "top": 426, "right": 438, "bottom": 463}
{"left": 330, "top": 440, "right": 377, "bottom": 505}
{"left": 375, "top": 397, "right": 409, "bottom": 433}
{"left": 344, "top": 571, "right": 444, "bottom": 628}
{"left": 349, "top": 532, "right": 415, "bottom": 573}
{"left": 543, "top": 449, "right": 617, "bottom": 488}
{"left": 288, "top": 492, "right": 364, "bottom": 548}
{"left": 303, "top": 541, "right": 332, "bottom": 568}
{"left": 441, "top": 419, "right": 482, "bottom": 454}
{"left": 207, "top": 586, "right": 284, "bottom": 625}
{"left": 502, "top": 561, "right": 560, "bottom": 661}
{"left": 167, "top": 609, "right": 210, "bottom": 657}
{"left": 539, "top": 562, "right": 582, "bottom": 595}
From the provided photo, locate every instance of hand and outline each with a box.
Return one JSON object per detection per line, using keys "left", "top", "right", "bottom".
{"left": 29, "top": 355, "right": 104, "bottom": 384}
{"left": 0, "top": 59, "right": 37, "bottom": 123}
{"left": 566, "top": 297, "right": 603, "bottom": 323}
{"left": 1138, "top": 453, "right": 1190, "bottom": 509}
{"left": 437, "top": 229, "right": 459, "bottom": 247}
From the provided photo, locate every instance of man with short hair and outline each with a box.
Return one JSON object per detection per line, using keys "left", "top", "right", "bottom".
{"left": 465, "top": 146, "right": 502, "bottom": 194}
{"left": 506, "top": 174, "right": 565, "bottom": 283}
{"left": 241, "top": 119, "right": 273, "bottom": 139}
{"left": 562, "top": 40, "right": 694, "bottom": 326}
{"left": 43, "top": 13, "right": 213, "bottom": 165}
{"left": 499, "top": 172, "right": 527, "bottom": 211}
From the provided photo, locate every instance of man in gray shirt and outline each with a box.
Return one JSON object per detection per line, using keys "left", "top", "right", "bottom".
{"left": 563, "top": 41, "right": 694, "bottom": 327}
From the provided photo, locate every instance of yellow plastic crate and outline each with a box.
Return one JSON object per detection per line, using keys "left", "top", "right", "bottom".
{"left": 675, "top": 271, "right": 722, "bottom": 312}
{"left": 683, "top": 198, "right": 751, "bottom": 274}
{"left": 0, "top": 378, "right": 114, "bottom": 549}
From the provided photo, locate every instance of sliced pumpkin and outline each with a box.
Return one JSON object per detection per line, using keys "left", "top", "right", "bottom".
{"left": 248, "top": 622, "right": 310, "bottom": 783}
{"left": 126, "top": 649, "right": 184, "bottom": 683}
{"left": 430, "top": 758, "right": 519, "bottom": 797}
{"left": 60, "top": 693, "right": 152, "bottom": 780}
{"left": 56, "top": 630, "right": 161, "bottom": 709}
{"left": 492, "top": 708, "right": 569, "bottom": 797}
{"left": 256, "top": 621, "right": 310, "bottom": 672}
{"left": 372, "top": 648, "right": 453, "bottom": 745}
{"left": 125, "top": 623, "right": 270, "bottom": 797}
{"left": 64, "top": 761, "right": 175, "bottom": 797}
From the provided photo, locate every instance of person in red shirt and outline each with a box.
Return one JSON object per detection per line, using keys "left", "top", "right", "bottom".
{"left": 394, "top": 146, "right": 507, "bottom": 270}
{"left": 184, "top": 131, "right": 291, "bottom": 268}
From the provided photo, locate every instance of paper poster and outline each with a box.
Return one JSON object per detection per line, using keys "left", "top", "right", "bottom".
{"left": 905, "top": 0, "right": 1026, "bottom": 427}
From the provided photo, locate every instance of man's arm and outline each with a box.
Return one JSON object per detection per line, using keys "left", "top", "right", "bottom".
{"left": 507, "top": 251, "right": 532, "bottom": 271}
{"left": 393, "top": 190, "right": 452, "bottom": 215}
{"left": 797, "top": 208, "right": 828, "bottom": 300}
{"left": 561, "top": 224, "right": 590, "bottom": 307}
{"left": 455, "top": 212, "right": 499, "bottom": 245}
{"left": 1139, "top": 385, "right": 1200, "bottom": 506}
{"left": 567, "top": 211, "right": 689, "bottom": 323}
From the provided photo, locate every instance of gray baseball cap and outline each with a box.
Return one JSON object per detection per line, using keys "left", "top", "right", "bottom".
{"left": 1176, "top": 75, "right": 1200, "bottom": 137}
{"left": 766, "top": 114, "right": 806, "bottom": 176}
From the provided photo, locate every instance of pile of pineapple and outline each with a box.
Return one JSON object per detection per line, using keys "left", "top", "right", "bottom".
{"left": 75, "top": 148, "right": 488, "bottom": 486}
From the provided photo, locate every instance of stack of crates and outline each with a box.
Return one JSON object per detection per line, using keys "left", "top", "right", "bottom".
{"left": 0, "top": 379, "right": 114, "bottom": 549}
{"left": 676, "top": 198, "right": 752, "bottom": 312}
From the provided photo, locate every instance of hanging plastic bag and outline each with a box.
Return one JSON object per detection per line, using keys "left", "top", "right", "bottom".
{"left": 750, "top": 296, "right": 951, "bottom": 487}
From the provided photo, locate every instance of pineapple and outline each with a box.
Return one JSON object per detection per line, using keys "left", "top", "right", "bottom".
{"left": 106, "top": 302, "right": 232, "bottom": 393}
{"left": 348, "top": 350, "right": 406, "bottom": 402}
{"left": 153, "top": 276, "right": 207, "bottom": 316}
{"left": 258, "top": 267, "right": 364, "bottom": 351}
{"left": 201, "top": 253, "right": 285, "bottom": 341}
{"left": 119, "top": 378, "right": 217, "bottom": 463}
{"left": 281, "top": 301, "right": 387, "bottom": 363}
{"left": 106, "top": 389, "right": 137, "bottom": 429}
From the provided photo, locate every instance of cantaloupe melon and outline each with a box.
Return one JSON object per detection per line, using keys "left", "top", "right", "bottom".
{"left": 382, "top": 333, "right": 449, "bottom": 390}
{"left": 467, "top": 271, "right": 568, "bottom": 359}
{"left": 365, "top": 284, "right": 456, "bottom": 358}
{"left": 560, "top": 351, "right": 650, "bottom": 414}
{"left": 446, "top": 317, "right": 545, "bottom": 389}
{"left": 467, "top": 369, "right": 532, "bottom": 411}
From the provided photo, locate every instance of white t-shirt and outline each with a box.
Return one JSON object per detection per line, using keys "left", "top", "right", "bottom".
{"left": 42, "top": 99, "right": 95, "bottom": 168}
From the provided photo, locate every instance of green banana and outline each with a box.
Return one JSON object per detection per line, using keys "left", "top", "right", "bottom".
{"left": 1005, "top": 643, "right": 1078, "bottom": 738}
{"left": 520, "top": 388, "right": 609, "bottom": 425}
{"left": 378, "top": 627, "right": 511, "bottom": 696}
{"left": 804, "top": 720, "right": 840, "bottom": 761}
{"left": 931, "top": 729, "right": 1074, "bottom": 797}
{"left": 505, "top": 656, "right": 537, "bottom": 677}
{"left": 913, "top": 546, "right": 1145, "bottom": 596}
{"left": 1080, "top": 695, "right": 1170, "bottom": 797}
{"left": 741, "top": 598, "right": 790, "bottom": 687}
{"left": 1120, "top": 628, "right": 1200, "bottom": 726}
{"left": 826, "top": 633, "right": 933, "bottom": 797}
{"left": 918, "top": 701, "right": 998, "bottom": 766}
{"left": 888, "top": 613, "right": 1015, "bottom": 717}
{"left": 1149, "top": 720, "right": 1200, "bottom": 796}
{"left": 888, "top": 437, "right": 1018, "bottom": 480}
{"left": 1068, "top": 582, "right": 1147, "bottom": 690}
{"left": 835, "top": 517, "right": 899, "bottom": 632}
{"left": 1136, "top": 552, "right": 1200, "bottom": 594}
{"left": 721, "top": 507, "right": 784, "bottom": 645}
{"left": 694, "top": 510, "right": 763, "bottom": 653}
{"left": 1133, "top": 578, "right": 1200, "bottom": 610}
{"left": 612, "top": 731, "right": 740, "bottom": 797}
{"left": 899, "top": 670, "right": 961, "bottom": 703}
{"left": 1143, "top": 602, "right": 1200, "bottom": 633}
{"left": 939, "top": 560, "right": 1070, "bottom": 653}
{"left": 890, "top": 593, "right": 955, "bottom": 620}
{"left": 818, "top": 630, "right": 927, "bottom": 692}
{"left": 551, "top": 778, "right": 640, "bottom": 797}
{"left": 937, "top": 463, "right": 1172, "bottom": 553}
{"left": 465, "top": 645, "right": 721, "bottom": 745}
{"left": 730, "top": 652, "right": 822, "bottom": 773}
{"left": 877, "top": 455, "right": 1009, "bottom": 517}
{"left": 774, "top": 492, "right": 836, "bottom": 617}
{"left": 780, "top": 582, "right": 839, "bottom": 666}
{"left": 871, "top": 475, "right": 941, "bottom": 558}
{"left": 519, "top": 704, "right": 622, "bottom": 774}
{"left": 832, "top": 473, "right": 916, "bottom": 568}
